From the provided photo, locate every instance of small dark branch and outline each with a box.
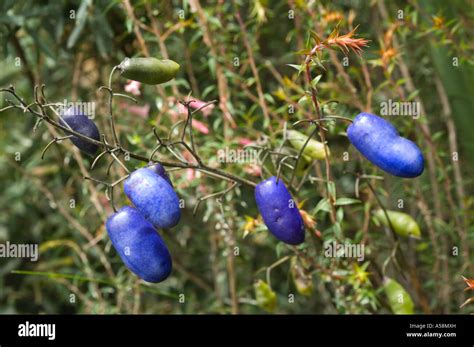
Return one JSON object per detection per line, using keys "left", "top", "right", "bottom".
{"left": 0, "top": 105, "right": 17, "bottom": 112}
{"left": 303, "top": 60, "right": 337, "bottom": 224}
{"left": 98, "top": 84, "right": 120, "bottom": 147}
{"left": 166, "top": 145, "right": 188, "bottom": 164}
{"left": 288, "top": 123, "right": 319, "bottom": 188}
{"left": 180, "top": 99, "right": 197, "bottom": 154}
{"left": 113, "top": 93, "right": 138, "bottom": 103}
{"left": 0, "top": 87, "right": 258, "bottom": 189}
{"left": 365, "top": 180, "right": 399, "bottom": 242}
{"left": 193, "top": 182, "right": 239, "bottom": 216}
{"left": 109, "top": 152, "right": 129, "bottom": 174}
{"left": 191, "top": 100, "right": 217, "bottom": 114}
{"left": 83, "top": 176, "right": 109, "bottom": 186}
{"left": 91, "top": 136, "right": 118, "bottom": 170}
{"left": 276, "top": 155, "right": 295, "bottom": 183}
{"left": 168, "top": 120, "right": 185, "bottom": 141}
{"left": 153, "top": 127, "right": 164, "bottom": 145}
{"left": 10, "top": 30, "right": 36, "bottom": 87}
{"left": 91, "top": 150, "right": 110, "bottom": 170}
{"left": 41, "top": 135, "right": 73, "bottom": 159}
{"left": 148, "top": 145, "right": 162, "bottom": 162}
{"left": 172, "top": 140, "right": 204, "bottom": 166}
{"left": 84, "top": 174, "right": 129, "bottom": 212}
{"left": 106, "top": 159, "right": 115, "bottom": 176}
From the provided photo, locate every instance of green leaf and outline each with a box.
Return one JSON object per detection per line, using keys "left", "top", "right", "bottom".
{"left": 311, "top": 74, "right": 322, "bottom": 88}
{"left": 202, "top": 85, "right": 216, "bottom": 99}
{"left": 395, "top": 78, "right": 406, "bottom": 86}
{"left": 335, "top": 198, "right": 361, "bottom": 206}
{"left": 310, "top": 30, "right": 321, "bottom": 44}
{"left": 67, "top": 0, "right": 92, "bottom": 49}
{"left": 313, "top": 57, "right": 327, "bottom": 71}
{"left": 383, "top": 277, "right": 414, "bottom": 314}
{"left": 294, "top": 49, "right": 311, "bottom": 56}
{"left": 91, "top": 8, "right": 113, "bottom": 58}
{"left": 24, "top": 26, "right": 55, "bottom": 59}
{"left": 286, "top": 63, "right": 304, "bottom": 73}
{"left": 275, "top": 242, "right": 285, "bottom": 258}
{"left": 125, "top": 17, "right": 133, "bottom": 33}
{"left": 327, "top": 181, "right": 336, "bottom": 200}
{"left": 297, "top": 95, "right": 310, "bottom": 105}
{"left": 263, "top": 93, "right": 274, "bottom": 104}
{"left": 208, "top": 57, "right": 216, "bottom": 78}
{"left": 313, "top": 198, "right": 331, "bottom": 214}
{"left": 254, "top": 280, "right": 277, "bottom": 313}
{"left": 336, "top": 207, "right": 344, "bottom": 223}
{"left": 407, "top": 89, "right": 420, "bottom": 101}
{"left": 11, "top": 270, "right": 177, "bottom": 298}
{"left": 0, "top": 0, "right": 16, "bottom": 12}
{"left": 330, "top": 222, "right": 342, "bottom": 237}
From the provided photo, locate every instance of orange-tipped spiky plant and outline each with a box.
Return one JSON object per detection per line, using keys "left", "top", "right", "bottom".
{"left": 460, "top": 276, "right": 474, "bottom": 308}
{"left": 308, "top": 25, "right": 370, "bottom": 57}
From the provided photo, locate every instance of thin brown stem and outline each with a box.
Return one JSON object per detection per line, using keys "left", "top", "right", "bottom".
{"left": 303, "top": 58, "right": 337, "bottom": 224}
{"left": 235, "top": 7, "right": 272, "bottom": 130}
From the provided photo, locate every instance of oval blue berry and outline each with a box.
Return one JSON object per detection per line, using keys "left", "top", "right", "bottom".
{"left": 255, "top": 176, "right": 305, "bottom": 245}
{"left": 124, "top": 167, "right": 181, "bottom": 228}
{"left": 59, "top": 106, "right": 100, "bottom": 156}
{"left": 106, "top": 206, "right": 172, "bottom": 283}
{"left": 147, "top": 163, "right": 173, "bottom": 187}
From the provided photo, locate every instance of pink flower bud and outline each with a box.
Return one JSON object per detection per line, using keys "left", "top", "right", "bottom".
{"left": 192, "top": 119, "right": 209, "bottom": 134}
{"left": 238, "top": 138, "right": 253, "bottom": 146}
{"left": 178, "top": 98, "right": 215, "bottom": 117}
{"left": 120, "top": 102, "right": 150, "bottom": 118}
{"left": 124, "top": 80, "right": 141, "bottom": 96}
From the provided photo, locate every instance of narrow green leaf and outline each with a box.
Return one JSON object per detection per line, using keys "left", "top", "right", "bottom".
{"left": 286, "top": 63, "right": 304, "bottom": 72}
{"left": 311, "top": 74, "right": 322, "bottom": 88}
{"left": 327, "top": 181, "right": 336, "bottom": 200}
{"left": 336, "top": 207, "right": 344, "bottom": 223}
{"left": 407, "top": 89, "right": 420, "bottom": 101}
{"left": 313, "top": 198, "right": 331, "bottom": 214}
{"left": 335, "top": 198, "right": 361, "bottom": 206}
{"left": 67, "top": 0, "right": 92, "bottom": 49}
{"left": 310, "top": 30, "right": 321, "bottom": 44}
{"left": 294, "top": 49, "right": 311, "bottom": 56}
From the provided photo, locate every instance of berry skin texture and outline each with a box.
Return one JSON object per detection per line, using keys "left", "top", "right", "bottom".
{"left": 106, "top": 206, "right": 172, "bottom": 283}
{"left": 254, "top": 176, "right": 305, "bottom": 245}
{"left": 347, "top": 112, "right": 424, "bottom": 178}
{"left": 59, "top": 106, "right": 100, "bottom": 156}
{"left": 118, "top": 57, "right": 180, "bottom": 85}
{"left": 147, "top": 163, "right": 173, "bottom": 187}
{"left": 124, "top": 167, "right": 181, "bottom": 229}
